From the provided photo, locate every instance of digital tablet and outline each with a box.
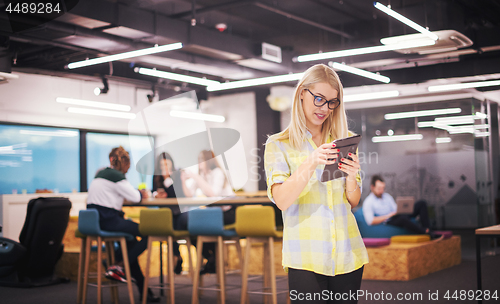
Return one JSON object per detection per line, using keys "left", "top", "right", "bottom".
{"left": 320, "top": 134, "right": 362, "bottom": 182}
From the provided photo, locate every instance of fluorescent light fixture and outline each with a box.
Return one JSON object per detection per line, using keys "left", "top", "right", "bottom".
{"left": 428, "top": 79, "right": 500, "bottom": 92}
{"left": 19, "top": 130, "right": 78, "bottom": 137}
{"left": 344, "top": 90, "right": 399, "bottom": 102}
{"left": 329, "top": 62, "right": 390, "bottom": 83}
{"left": 475, "top": 112, "right": 488, "bottom": 119}
{"left": 56, "top": 97, "right": 131, "bottom": 112}
{"left": 380, "top": 33, "right": 435, "bottom": 45}
{"left": 206, "top": 73, "right": 304, "bottom": 92}
{"left": 68, "top": 43, "right": 183, "bottom": 69}
{"left": 170, "top": 110, "right": 225, "bottom": 123}
{"left": 385, "top": 108, "right": 461, "bottom": 120}
{"left": 0, "top": 72, "right": 19, "bottom": 80}
{"left": 135, "top": 67, "right": 220, "bottom": 87}
{"left": 435, "top": 115, "right": 474, "bottom": 125}
{"left": 67, "top": 107, "right": 137, "bottom": 119}
{"left": 374, "top": 2, "right": 439, "bottom": 41}
{"left": 474, "top": 124, "right": 489, "bottom": 130}
{"left": 448, "top": 125, "right": 474, "bottom": 134}
{"left": 475, "top": 132, "right": 490, "bottom": 137}
{"left": 372, "top": 134, "right": 423, "bottom": 143}
{"left": 296, "top": 40, "right": 435, "bottom": 62}
{"left": 436, "top": 137, "right": 451, "bottom": 144}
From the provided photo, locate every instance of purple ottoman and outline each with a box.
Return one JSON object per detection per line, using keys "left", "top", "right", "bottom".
{"left": 363, "top": 238, "right": 390, "bottom": 247}
{"left": 434, "top": 231, "right": 453, "bottom": 239}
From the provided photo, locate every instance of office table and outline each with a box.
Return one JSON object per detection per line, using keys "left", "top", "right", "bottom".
{"left": 124, "top": 196, "right": 272, "bottom": 207}
{"left": 475, "top": 224, "right": 500, "bottom": 304}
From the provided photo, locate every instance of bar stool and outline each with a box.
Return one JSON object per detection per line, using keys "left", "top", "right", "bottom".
{"left": 78, "top": 209, "right": 136, "bottom": 304}
{"left": 188, "top": 207, "right": 240, "bottom": 304}
{"left": 139, "top": 208, "right": 194, "bottom": 304}
{"left": 236, "top": 205, "right": 289, "bottom": 304}
{"left": 76, "top": 228, "right": 88, "bottom": 304}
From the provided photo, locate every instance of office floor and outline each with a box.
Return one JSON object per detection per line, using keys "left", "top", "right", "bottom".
{"left": 2, "top": 230, "right": 499, "bottom": 304}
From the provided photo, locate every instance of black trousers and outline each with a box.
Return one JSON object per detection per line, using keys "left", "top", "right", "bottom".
{"left": 87, "top": 204, "right": 148, "bottom": 295}
{"left": 288, "top": 267, "right": 364, "bottom": 304}
{"left": 387, "top": 200, "right": 430, "bottom": 234}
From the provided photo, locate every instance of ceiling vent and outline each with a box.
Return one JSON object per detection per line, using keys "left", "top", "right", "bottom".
{"left": 261, "top": 42, "right": 282, "bottom": 63}
{"left": 381, "top": 30, "right": 473, "bottom": 55}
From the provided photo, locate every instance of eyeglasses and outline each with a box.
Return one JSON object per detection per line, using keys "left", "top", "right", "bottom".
{"left": 306, "top": 89, "right": 340, "bottom": 110}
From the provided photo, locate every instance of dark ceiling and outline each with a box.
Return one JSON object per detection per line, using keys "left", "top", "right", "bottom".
{"left": 1, "top": 0, "right": 500, "bottom": 98}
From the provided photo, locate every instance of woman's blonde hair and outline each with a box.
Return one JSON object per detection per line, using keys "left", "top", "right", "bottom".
{"left": 273, "top": 64, "right": 349, "bottom": 150}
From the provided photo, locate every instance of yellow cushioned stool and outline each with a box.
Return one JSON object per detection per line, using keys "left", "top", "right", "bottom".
{"left": 236, "top": 205, "right": 290, "bottom": 304}
{"left": 139, "top": 208, "right": 194, "bottom": 304}
{"left": 391, "top": 234, "right": 430, "bottom": 243}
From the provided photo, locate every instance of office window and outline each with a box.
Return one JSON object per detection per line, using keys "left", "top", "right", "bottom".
{"left": 86, "top": 132, "right": 154, "bottom": 190}
{"left": 0, "top": 124, "right": 80, "bottom": 194}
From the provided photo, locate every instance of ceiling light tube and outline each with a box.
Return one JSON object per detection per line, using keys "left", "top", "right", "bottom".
{"left": 474, "top": 124, "right": 489, "bottom": 130}
{"left": 435, "top": 115, "right": 475, "bottom": 125}
{"left": 435, "top": 137, "right": 451, "bottom": 144}
{"left": 372, "top": 134, "right": 423, "bottom": 143}
{"left": 344, "top": 90, "right": 399, "bottom": 102}
{"left": 135, "top": 67, "right": 220, "bottom": 87}
{"left": 67, "top": 107, "right": 137, "bottom": 119}
{"left": 206, "top": 73, "right": 304, "bottom": 92}
{"left": 448, "top": 125, "right": 475, "bottom": 134}
{"left": 385, "top": 108, "right": 462, "bottom": 120}
{"left": 428, "top": 80, "right": 500, "bottom": 92}
{"left": 68, "top": 43, "right": 183, "bottom": 69}
{"left": 170, "top": 110, "right": 225, "bottom": 123}
{"left": 56, "top": 97, "right": 131, "bottom": 111}
{"left": 19, "top": 130, "right": 79, "bottom": 137}
{"left": 374, "top": 2, "right": 439, "bottom": 41}
{"left": 475, "top": 132, "right": 490, "bottom": 137}
{"left": 329, "top": 62, "right": 390, "bottom": 83}
{"left": 475, "top": 112, "right": 488, "bottom": 119}
{"left": 296, "top": 39, "right": 435, "bottom": 62}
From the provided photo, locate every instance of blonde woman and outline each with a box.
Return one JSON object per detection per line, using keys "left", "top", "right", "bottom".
{"left": 264, "top": 64, "right": 368, "bottom": 304}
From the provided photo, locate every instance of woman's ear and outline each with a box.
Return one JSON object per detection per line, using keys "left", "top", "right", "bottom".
{"left": 299, "top": 88, "right": 305, "bottom": 102}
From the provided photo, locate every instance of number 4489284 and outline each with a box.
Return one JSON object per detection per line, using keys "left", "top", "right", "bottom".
{"left": 5, "top": 2, "right": 61, "bottom": 14}
{"left": 444, "top": 290, "right": 498, "bottom": 301}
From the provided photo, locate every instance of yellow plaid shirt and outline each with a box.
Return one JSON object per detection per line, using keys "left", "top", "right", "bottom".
{"left": 264, "top": 131, "right": 369, "bottom": 276}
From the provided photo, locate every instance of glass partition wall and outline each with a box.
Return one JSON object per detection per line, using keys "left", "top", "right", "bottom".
{"left": 346, "top": 98, "right": 496, "bottom": 229}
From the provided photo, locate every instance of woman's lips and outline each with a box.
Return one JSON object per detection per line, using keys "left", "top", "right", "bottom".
{"left": 315, "top": 113, "right": 326, "bottom": 120}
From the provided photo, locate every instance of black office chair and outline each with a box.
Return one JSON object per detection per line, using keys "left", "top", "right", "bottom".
{"left": 0, "top": 197, "right": 72, "bottom": 287}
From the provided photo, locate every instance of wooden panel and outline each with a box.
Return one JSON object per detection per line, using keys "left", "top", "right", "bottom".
{"left": 363, "top": 236, "right": 461, "bottom": 281}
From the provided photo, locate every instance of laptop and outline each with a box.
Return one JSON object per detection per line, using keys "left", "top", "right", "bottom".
{"left": 395, "top": 196, "right": 415, "bottom": 215}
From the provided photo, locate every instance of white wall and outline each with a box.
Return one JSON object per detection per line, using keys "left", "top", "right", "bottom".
{"left": 0, "top": 72, "right": 259, "bottom": 192}
{"left": 0, "top": 72, "right": 153, "bottom": 133}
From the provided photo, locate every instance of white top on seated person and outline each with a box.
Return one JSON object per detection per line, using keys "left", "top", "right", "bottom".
{"left": 183, "top": 150, "right": 234, "bottom": 210}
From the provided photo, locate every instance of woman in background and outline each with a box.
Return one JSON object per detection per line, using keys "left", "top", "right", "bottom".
{"left": 152, "top": 152, "right": 189, "bottom": 274}
{"left": 183, "top": 150, "right": 234, "bottom": 274}
{"left": 87, "top": 146, "right": 159, "bottom": 302}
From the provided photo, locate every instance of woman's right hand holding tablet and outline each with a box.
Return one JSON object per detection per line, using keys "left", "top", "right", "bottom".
{"left": 308, "top": 143, "right": 339, "bottom": 166}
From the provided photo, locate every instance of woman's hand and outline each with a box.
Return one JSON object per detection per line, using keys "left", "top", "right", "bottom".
{"left": 338, "top": 152, "right": 360, "bottom": 179}
{"left": 308, "top": 143, "right": 339, "bottom": 167}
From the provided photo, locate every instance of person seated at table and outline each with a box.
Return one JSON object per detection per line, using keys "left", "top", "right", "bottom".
{"left": 183, "top": 150, "right": 235, "bottom": 274}
{"left": 152, "top": 152, "right": 190, "bottom": 274}
{"left": 87, "top": 146, "right": 160, "bottom": 302}
{"left": 362, "top": 175, "right": 439, "bottom": 239}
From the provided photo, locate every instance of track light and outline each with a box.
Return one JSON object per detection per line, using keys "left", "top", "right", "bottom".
{"left": 428, "top": 79, "right": 500, "bottom": 92}
{"left": 94, "top": 77, "right": 109, "bottom": 96}
{"left": 329, "top": 62, "right": 390, "bottom": 83}
{"left": 374, "top": 2, "right": 439, "bottom": 41}
{"left": 67, "top": 43, "right": 183, "bottom": 69}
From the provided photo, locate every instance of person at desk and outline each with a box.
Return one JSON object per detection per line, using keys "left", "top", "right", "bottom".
{"left": 362, "top": 175, "right": 437, "bottom": 238}
{"left": 87, "top": 146, "right": 160, "bottom": 303}
{"left": 152, "top": 152, "right": 189, "bottom": 274}
{"left": 183, "top": 149, "right": 234, "bottom": 275}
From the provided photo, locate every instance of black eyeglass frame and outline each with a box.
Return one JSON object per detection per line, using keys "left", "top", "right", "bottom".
{"left": 306, "top": 89, "right": 341, "bottom": 110}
